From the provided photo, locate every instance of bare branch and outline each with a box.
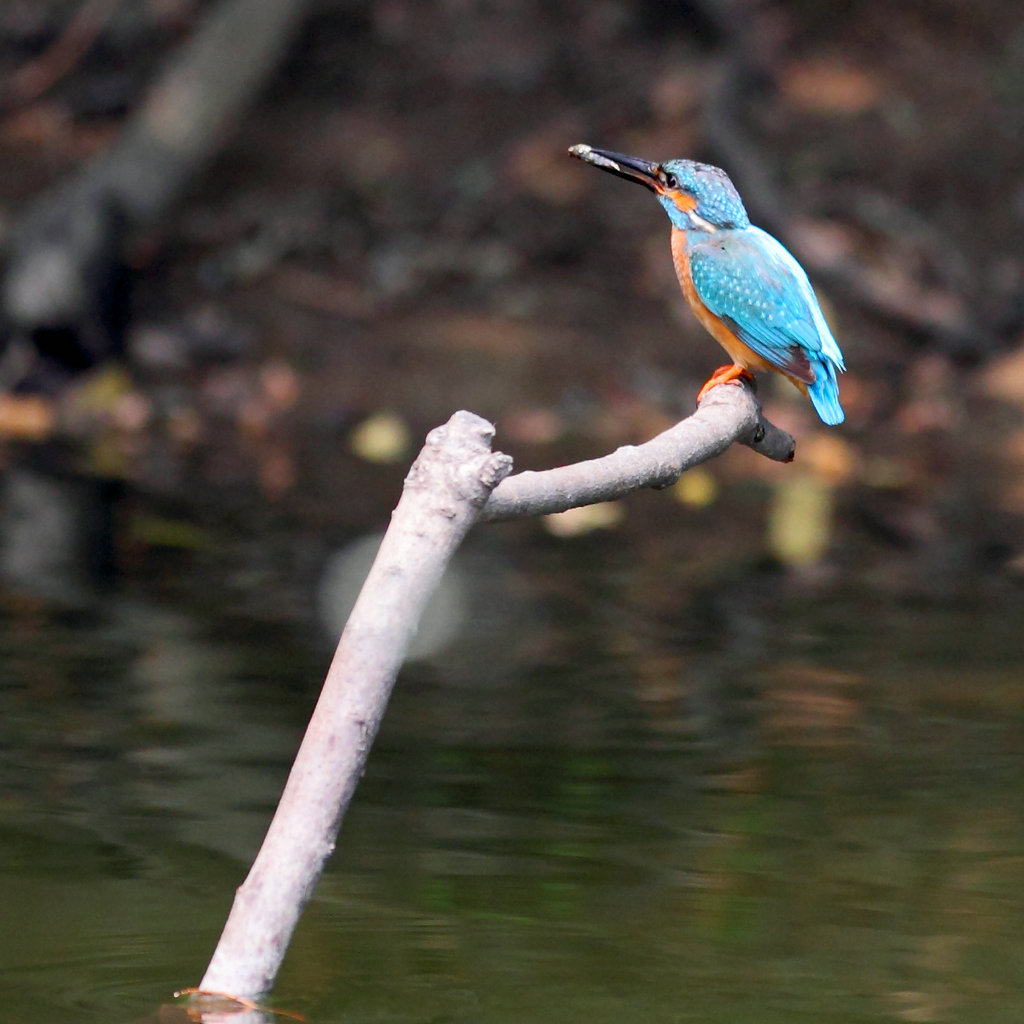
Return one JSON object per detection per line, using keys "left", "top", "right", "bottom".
{"left": 481, "top": 380, "right": 793, "bottom": 522}
{"left": 3, "top": 0, "right": 313, "bottom": 340}
{"left": 193, "top": 387, "right": 792, "bottom": 1002}
{"left": 198, "top": 411, "right": 511, "bottom": 1000}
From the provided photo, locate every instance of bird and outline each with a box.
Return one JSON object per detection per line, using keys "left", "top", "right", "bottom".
{"left": 569, "top": 144, "right": 845, "bottom": 425}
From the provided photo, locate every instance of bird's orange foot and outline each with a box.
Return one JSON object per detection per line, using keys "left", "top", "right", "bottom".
{"left": 696, "top": 364, "right": 755, "bottom": 404}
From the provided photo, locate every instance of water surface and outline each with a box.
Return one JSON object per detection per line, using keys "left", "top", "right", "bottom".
{"left": 2, "top": 572, "right": 1023, "bottom": 1024}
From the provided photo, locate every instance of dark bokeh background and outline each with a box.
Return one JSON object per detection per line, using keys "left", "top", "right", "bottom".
{"left": 3, "top": 4, "right": 1024, "bottom": 1024}
{"left": 2, "top": 0, "right": 1024, "bottom": 610}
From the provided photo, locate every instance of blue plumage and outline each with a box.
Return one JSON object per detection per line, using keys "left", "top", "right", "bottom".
{"left": 656, "top": 159, "right": 750, "bottom": 231}
{"left": 569, "top": 146, "right": 846, "bottom": 425}
{"left": 688, "top": 227, "right": 846, "bottom": 425}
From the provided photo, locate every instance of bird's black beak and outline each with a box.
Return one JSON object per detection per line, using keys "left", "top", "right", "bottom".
{"left": 568, "top": 144, "right": 665, "bottom": 194}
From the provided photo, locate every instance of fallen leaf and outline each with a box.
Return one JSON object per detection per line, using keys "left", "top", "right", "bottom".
{"left": 350, "top": 410, "right": 412, "bottom": 464}
{"left": 780, "top": 59, "right": 882, "bottom": 114}
{"left": 543, "top": 501, "right": 624, "bottom": 537}
{"left": 977, "top": 344, "right": 1024, "bottom": 407}
{"left": 800, "top": 433, "right": 857, "bottom": 486}
{"left": 672, "top": 466, "right": 719, "bottom": 507}
{"left": 260, "top": 359, "right": 301, "bottom": 411}
{"left": 767, "top": 473, "right": 834, "bottom": 566}
{"left": 0, "top": 395, "right": 55, "bottom": 441}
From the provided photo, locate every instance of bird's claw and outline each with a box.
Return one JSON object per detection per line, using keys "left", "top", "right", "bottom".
{"left": 696, "top": 364, "right": 755, "bottom": 405}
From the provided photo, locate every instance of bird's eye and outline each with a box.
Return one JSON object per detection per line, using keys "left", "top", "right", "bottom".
{"left": 663, "top": 172, "right": 679, "bottom": 190}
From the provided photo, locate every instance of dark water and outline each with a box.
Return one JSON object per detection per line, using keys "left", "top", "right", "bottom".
{"left": 2, "top": 549, "right": 1024, "bottom": 1024}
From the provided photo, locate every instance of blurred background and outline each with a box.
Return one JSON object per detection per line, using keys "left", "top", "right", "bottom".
{"left": 2, "top": 1, "right": 1024, "bottom": 1022}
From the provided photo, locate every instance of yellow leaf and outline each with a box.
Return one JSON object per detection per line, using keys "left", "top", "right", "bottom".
{"left": 767, "top": 474, "right": 834, "bottom": 566}
{"left": 543, "top": 502, "right": 624, "bottom": 538}
{"left": 349, "top": 411, "right": 411, "bottom": 464}
{"left": 780, "top": 59, "right": 882, "bottom": 114}
{"left": 672, "top": 467, "right": 719, "bottom": 507}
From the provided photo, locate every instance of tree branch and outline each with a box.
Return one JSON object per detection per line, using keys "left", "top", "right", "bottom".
{"left": 192, "top": 388, "right": 792, "bottom": 1004}
{"left": 3, "top": 0, "right": 313, "bottom": 344}
{"left": 198, "top": 412, "right": 512, "bottom": 1000}
{"left": 481, "top": 380, "right": 793, "bottom": 522}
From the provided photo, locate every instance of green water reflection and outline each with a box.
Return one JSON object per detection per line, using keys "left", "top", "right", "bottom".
{"left": 1, "top": 584, "right": 1024, "bottom": 1024}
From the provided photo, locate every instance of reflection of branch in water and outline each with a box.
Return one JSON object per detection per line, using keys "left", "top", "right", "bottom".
{"left": 0, "top": 462, "right": 118, "bottom": 606}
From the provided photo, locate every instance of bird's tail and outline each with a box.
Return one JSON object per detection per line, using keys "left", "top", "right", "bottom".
{"left": 808, "top": 360, "right": 845, "bottom": 425}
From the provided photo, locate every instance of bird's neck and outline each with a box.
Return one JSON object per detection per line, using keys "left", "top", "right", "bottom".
{"left": 670, "top": 227, "right": 692, "bottom": 288}
{"left": 670, "top": 224, "right": 713, "bottom": 252}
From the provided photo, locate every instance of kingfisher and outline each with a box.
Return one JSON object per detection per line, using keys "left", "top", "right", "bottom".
{"left": 569, "top": 144, "right": 845, "bottom": 425}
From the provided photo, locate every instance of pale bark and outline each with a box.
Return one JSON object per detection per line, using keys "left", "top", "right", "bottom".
{"left": 194, "top": 383, "right": 794, "bottom": 1003}
{"left": 199, "top": 412, "right": 512, "bottom": 999}
{"left": 482, "top": 382, "right": 793, "bottom": 522}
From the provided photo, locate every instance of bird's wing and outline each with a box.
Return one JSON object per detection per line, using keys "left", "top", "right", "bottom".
{"left": 688, "top": 228, "right": 842, "bottom": 383}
